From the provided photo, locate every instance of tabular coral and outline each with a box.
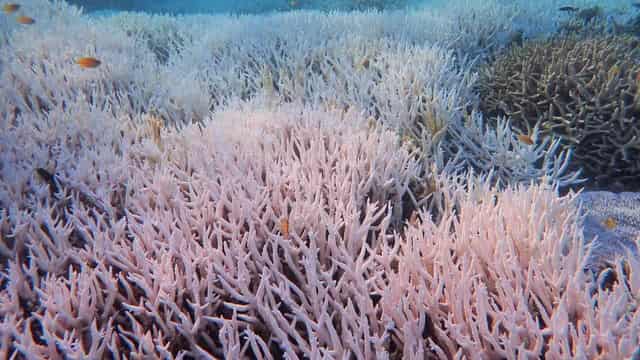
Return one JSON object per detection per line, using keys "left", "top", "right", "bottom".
{"left": 479, "top": 35, "right": 640, "bottom": 191}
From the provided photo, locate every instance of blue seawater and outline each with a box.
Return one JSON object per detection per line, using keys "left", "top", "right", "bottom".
{"left": 67, "top": 0, "right": 427, "bottom": 15}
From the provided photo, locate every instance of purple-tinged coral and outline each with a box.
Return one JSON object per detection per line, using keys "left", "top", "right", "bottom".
{"left": 1, "top": 1, "right": 639, "bottom": 358}
{"left": 1, "top": 105, "right": 638, "bottom": 358}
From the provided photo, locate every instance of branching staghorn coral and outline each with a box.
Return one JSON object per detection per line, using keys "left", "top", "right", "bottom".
{"left": 378, "top": 173, "right": 640, "bottom": 359}
{"left": 1, "top": 1, "right": 639, "bottom": 358}
{"left": 445, "top": 110, "right": 584, "bottom": 189}
{"left": 106, "top": 12, "right": 188, "bottom": 64}
{"left": 479, "top": 35, "right": 640, "bottom": 191}
{"left": 2, "top": 4, "right": 484, "bottom": 128}
{"left": 1, "top": 104, "right": 638, "bottom": 357}
{"left": 86, "top": 2, "right": 619, "bottom": 191}
{"left": 0, "top": 0, "right": 579, "bottom": 127}
{"left": 0, "top": 100, "right": 130, "bottom": 216}
{"left": 0, "top": 0, "right": 594, "bottom": 215}
{"left": 0, "top": 105, "right": 423, "bottom": 358}
{"left": 0, "top": 11, "right": 167, "bottom": 119}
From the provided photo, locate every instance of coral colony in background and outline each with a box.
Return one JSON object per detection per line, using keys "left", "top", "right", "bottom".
{"left": 0, "top": 0, "right": 639, "bottom": 358}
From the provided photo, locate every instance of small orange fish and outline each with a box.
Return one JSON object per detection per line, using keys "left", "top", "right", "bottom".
{"left": 75, "top": 57, "right": 101, "bottom": 69}
{"left": 279, "top": 217, "right": 289, "bottom": 238}
{"left": 517, "top": 134, "right": 534, "bottom": 145}
{"left": 146, "top": 112, "right": 163, "bottom": 150}
{"left": 16, "top": 15, "right": 34, "bottom": 24}
{"left": 603, "top": 217, "right": 617, "bottom": 230}
{"left": 2, "top": 3, "right": 19, "bottom": 13}
{"left": 356, "top": 57, "right": 370, "bottom": 71}
{"left": 409, "top": 211, "right": 419, "bottom": 226}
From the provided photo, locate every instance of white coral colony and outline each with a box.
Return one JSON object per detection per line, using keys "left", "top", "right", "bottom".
{"left": 0, "top": 0, "right": 638, "bottom": 359}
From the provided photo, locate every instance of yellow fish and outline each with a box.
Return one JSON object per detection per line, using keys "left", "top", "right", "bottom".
{"left": 603, "top": 217, "right": 617, "bottom": 230}
{"left": 356, "top": 57, "right": 370, "bottom": 71}
{"left": 2, "top": 3, "right": 19, "bottom": 13}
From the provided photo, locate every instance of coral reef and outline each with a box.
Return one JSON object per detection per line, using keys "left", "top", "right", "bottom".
{"left": 108, "top": 13, "right": 187, "bottom": 64}
{"left": 444, "top": 111, "right": 583, "bottom": 188}
{"left": 2, "top": 104, "right": 638, "bottom": 358}
{"left": 0, "top": 104, "right": 419, "bottom": 357}
{"left": 1, "top": 2, "right": 578, "bottom": 188}
{"left": 555, "top": 4, "right": 640, "bottom": 38}
{"left": 1, "top": 0, "right": 639, "bottom": 358}
{"left": 479, "top": 35, "right": 640, "bottom": 191}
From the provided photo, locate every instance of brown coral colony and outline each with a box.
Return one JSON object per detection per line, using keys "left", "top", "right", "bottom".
{"left": 479, "top": 35, "right": 640, "bottom": 191}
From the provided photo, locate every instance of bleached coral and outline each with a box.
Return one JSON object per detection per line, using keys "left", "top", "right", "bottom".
{"left": 379, "top": 178, "right": 638, "bottom": 359}
{"left": 446, "top": 110, "right": 584, "bottom": 189}
{"left": 0, "top": 0, "right": 638, "bottom": 358}
{"left": 0, "top": 9, "right": 162, "bottom": 120}
{"left": 1, "top": 104, "right": 637, "bottom": 357}
{"left": 0, "top": 105, "right": 422, "bottom": 357}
